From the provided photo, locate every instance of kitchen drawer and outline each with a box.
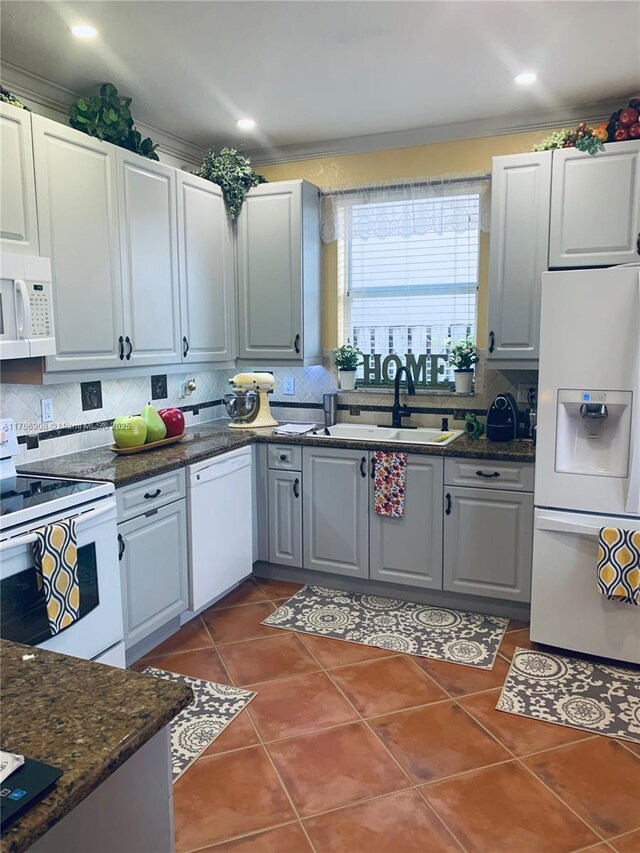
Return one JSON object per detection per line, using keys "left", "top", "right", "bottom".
{"left": 267, "top": 444, "right": 302, "bottom": 471}
{"left": 444, "top": 457, "right": 534, "bottom": 492}
{"left": 116, "top": 468, "right": 186, "bottom": 521}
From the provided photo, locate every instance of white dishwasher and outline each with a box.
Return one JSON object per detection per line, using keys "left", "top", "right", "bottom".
{"left": 187, "top": 447, "right": 253, "bottom": 611}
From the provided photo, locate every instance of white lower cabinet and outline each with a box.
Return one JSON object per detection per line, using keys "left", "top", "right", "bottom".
{"left": 369, "top": 455, "right": 443, "bottom": 589}
{"left": 261, "top": 446, "right": 534, "bottom": 604}
{"left": 268, "top": 469, "right": 302, "bottom": 568}
{"left": 443, "top": 486, "right": 533, "bottom": 602}
{"left": 302, "top": 447, "right": 369, "bottom": 578}
{"left": 118, "top": 498, "right": 188, "bottom": 648}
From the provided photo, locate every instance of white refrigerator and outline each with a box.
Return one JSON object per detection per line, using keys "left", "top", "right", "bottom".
{"left": 530, "top": 265, "right": 640, "bottom": 664}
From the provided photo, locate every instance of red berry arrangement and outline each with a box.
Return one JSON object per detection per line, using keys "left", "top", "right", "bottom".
{"left": 606, "top": 98, "right": 640, "bottom": 142}
{"left": 533, "top": 96, "right": 640, "bottom": 156}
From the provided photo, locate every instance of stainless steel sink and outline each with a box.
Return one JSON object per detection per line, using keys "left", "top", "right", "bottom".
{"left": 313, "top": 423, "right": 463, "bottom": 447}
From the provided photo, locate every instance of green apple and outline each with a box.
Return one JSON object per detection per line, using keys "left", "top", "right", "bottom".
{"left": 142, "top": 403, "right": 167, "bottom": 443}
{"left": 112, "top": 416, "right": 147, "bottom": 448}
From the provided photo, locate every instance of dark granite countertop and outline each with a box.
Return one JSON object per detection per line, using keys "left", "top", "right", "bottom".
{"left": 17, "top": 421, "right": 535, "bottom": 487}
{"left": 0, "top": 640, "right": 192, "bottom": 853}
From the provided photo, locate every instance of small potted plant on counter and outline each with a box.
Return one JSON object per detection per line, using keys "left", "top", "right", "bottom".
{"left": 333, "top": 343, "right": 362, "bottom": 390}
{"left": 448, "top": 337, "right": 478, "bottom": 394}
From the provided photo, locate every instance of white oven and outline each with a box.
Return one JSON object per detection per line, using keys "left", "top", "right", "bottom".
{"left": 0, "top": 496, "right": 124, "bottom": 664}
{"left": 0, "top": 251, "right": 55, "bottom": 359}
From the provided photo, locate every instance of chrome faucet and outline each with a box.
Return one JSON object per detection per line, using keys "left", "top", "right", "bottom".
{"left": 391, "top": 366, "right": 416, "bottom": 428}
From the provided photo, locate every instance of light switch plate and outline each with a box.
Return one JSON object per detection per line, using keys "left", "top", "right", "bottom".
{"left": 283, "top": 376, "right": 295, "bottom": 395}
{"left": 40, "top": 398, "right": 54, "bottom": 423}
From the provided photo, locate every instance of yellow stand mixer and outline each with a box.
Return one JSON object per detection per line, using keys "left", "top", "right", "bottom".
{"left": 224, "top": 372, "right": 278, "bottom": 429}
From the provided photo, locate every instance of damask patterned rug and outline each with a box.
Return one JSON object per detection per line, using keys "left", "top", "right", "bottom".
{"left": 497, "top": 648, "right": 640, "bottom": 743}
{"left": 261, "top": 585, "right": 508, "bottom": 669}
{"left": 144, "top": 667, "right": 256, "bottom": 780}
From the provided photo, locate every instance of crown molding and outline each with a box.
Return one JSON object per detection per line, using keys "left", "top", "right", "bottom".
{"left": 0, "top": 61, "right": 204, "bottom": 168}
{"left": 246, "top": 96, "right": 629, "bottom": 166}
{"left": 2, "top": 61, "right": 631, "bottom": 170}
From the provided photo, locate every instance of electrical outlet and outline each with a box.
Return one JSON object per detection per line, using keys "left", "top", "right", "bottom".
{"left": 517, "top": 384, "right": 537, "bottom": 405}
{"left": 41, "top": 398, "right": 54, "bottom": 423}
{"left": 283, "top": 376, "right": 295, "bottom": 395}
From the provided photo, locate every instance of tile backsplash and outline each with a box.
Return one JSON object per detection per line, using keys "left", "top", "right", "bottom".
{"left": 0, "top": 353, "right": 536, "bottom": 466}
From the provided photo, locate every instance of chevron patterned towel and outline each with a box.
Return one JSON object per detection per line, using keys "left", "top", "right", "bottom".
{"left": 597, "top": 527, "right": 640, "bottom": 605}
{"left": 33, "top": 519, "right": 80, "bottom": 634}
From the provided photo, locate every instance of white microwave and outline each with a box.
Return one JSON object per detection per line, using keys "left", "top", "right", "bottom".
{"left": 0, "top": 251, "right": 55, "bottom": 359}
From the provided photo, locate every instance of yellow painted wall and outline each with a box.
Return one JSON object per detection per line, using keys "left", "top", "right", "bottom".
{"left": 259, "top": 129, "right": 546, "bottom": 350}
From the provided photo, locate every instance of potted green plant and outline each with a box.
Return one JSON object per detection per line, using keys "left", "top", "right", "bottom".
{"left": 333, "top": 344, "right": 362, "bottom": 391}
{"left": 69, "top": 83, "right": 158, "bottom": 159}
{"left": 447, "top": 337, "right": 478, "bottom": 394}
{"left": 194, "top": 147, "right": 266, "bottom": 219}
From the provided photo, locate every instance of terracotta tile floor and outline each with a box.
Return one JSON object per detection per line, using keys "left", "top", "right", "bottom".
{"left": 135, "top": 578, "right": 640, "bottom": 853}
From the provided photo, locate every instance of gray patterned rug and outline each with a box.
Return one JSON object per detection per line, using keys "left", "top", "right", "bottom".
{"left": 497, "top": 648, "right": 640, "bottom": 743}
{"left": 261, "top": 585, "right": 508, "bottom": 670}
{"left": 144, "top": 667, "right": 256, "bottom": 780}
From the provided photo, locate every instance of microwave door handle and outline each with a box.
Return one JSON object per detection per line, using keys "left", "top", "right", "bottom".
{"left": 15, "top": 280, "right": 32, "bottom": 340}
{"left": 624, "top": 274, "right": 640, "bottom": 515}
{"left": 0, "top": 502, "right": 116, "bottom": 553}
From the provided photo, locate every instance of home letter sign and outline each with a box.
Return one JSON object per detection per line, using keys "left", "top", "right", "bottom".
{"left": 359, "top": 353, "right": 450, "bottom": 389}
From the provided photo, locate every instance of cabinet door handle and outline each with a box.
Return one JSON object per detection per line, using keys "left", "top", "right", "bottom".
{"left": 280, "top": 453, "right": 288, "bottom": 462}
{"left": 125, "top": 336, "right": 132, "bottom": 360}
{"left": 445, "top": 493, "right": 452, "bottom": 515}
{"left": 183, "top": 336, "right": 189, "bottom": 358}
{"left": 118, "top": 533, "right": 125, "bottom": 561}
{"left": 118, "top": 336, "right": 125, "bottom": 360}
{"left": 360, "top": 456, "right": 367, "bottom": 478}
{"left": 489, "top": 331, "right": 495, "bottom": 354}
{"left": 294, "top": 334, "right": 301, "bottom": 354}
{"left": 293, "top": 478, "right": 300, "bottom": 498}
{"left": 637, "top": 233, "right": 640, "bottom": 254}
{"left": 370, "top": 458, "right": 376, "bottom": 479}
{"left": 144, "top": 488, "right": 162, "bottom": 499}
{"left": 476, "top": 470, "right": 500, "bottom": 479}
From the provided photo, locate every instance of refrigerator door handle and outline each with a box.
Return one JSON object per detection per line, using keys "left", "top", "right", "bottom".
{"left": 535, "top": 512, "right": 602, "bottom": 539}
{"left": 625, "top": 274, "right": 640, "bottom": 515}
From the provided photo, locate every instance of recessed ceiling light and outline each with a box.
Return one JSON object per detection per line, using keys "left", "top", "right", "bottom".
{"left": 514, "top": 71, "right": 537, "bottom": 86}
{"left": 236, "top": 118, "right": 256, "bottom": 131}
{"left": 71, "top": 24, "right": 98, "bottom": 38}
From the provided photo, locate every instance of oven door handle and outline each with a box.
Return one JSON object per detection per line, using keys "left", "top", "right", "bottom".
{"left": 0, "top": 501, "right": 116, "bottom": 551}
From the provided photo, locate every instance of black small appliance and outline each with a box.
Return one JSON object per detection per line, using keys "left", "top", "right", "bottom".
{"left": 486, "top": 393, "right": 519, "bottom": 442}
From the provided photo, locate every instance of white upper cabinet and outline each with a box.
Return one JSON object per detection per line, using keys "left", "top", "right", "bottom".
{"left": 0, "top": 103, "right": 39, "bottom": 255}
{"left": 33, "top": 116, "right": 125, "bottom": 372}
{"left": 177, "top": 172, "right": 235, "bottom": 363}
{"left": 549, "top": 140, "right": 640, "bottom": 267}
{"left": 116, "top": 151, "right": 181, "bottom": 367}
{"left": 487, "top": 151, "right": 551, "bottom": 363}
{"left": 236, "top": 180, "right": 321, "bottom": 362}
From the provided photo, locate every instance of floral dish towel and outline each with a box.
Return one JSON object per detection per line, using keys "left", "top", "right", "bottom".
{"left": 374, "top": 451, "right": 408, "bottom": 518}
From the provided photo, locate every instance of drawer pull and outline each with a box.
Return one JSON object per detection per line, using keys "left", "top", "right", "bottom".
{"left": 280, "top": 453, "right": 288, "bottom": 461}
{"left": 293, "top": 478, "right": 300, "bottom": 498}
{"left": 118, "top": 533, "right": 125, "bottom": 561}
{"left": 445, "top": 493, "right": 452, "bottom": 515}
{"left": 144, "top": 488, "right": 162, "bottom": 499}
{"left": 476, "top": 470, "right": 500, "bottom": 479}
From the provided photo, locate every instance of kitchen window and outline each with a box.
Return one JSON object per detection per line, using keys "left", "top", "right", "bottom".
{"left": 329, "top": 178, "right": 485, "bottom": 385}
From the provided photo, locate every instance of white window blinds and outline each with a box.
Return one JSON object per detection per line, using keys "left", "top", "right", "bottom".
{"left": 333, "top": 181, "right": 483, "bottom": 382}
